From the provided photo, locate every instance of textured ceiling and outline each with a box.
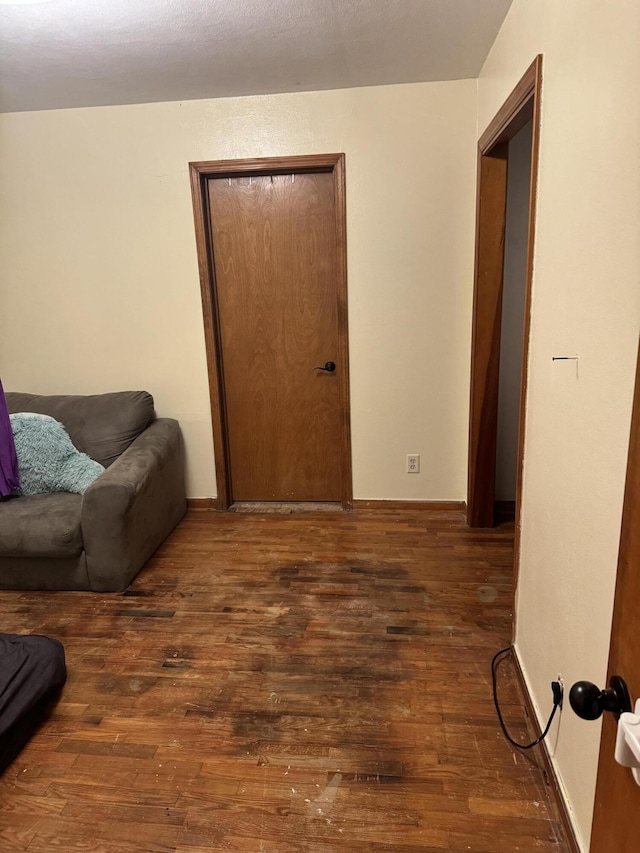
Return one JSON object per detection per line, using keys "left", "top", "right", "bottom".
{"left": 0, "top": 0, "right": 513, "bottom": 113}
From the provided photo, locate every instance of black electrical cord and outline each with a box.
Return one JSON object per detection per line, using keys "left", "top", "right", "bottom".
{"left": 492, "top": 646, "right": 560, "bottom": 750}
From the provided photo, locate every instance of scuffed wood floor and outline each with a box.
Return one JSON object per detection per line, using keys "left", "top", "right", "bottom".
{"left": 0, "top": 508, "right": 570, "bottom": 852}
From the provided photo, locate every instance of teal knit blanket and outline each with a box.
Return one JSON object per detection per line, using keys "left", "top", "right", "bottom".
{"left": 10, "top": 413, "right": 104, "bottom": 496}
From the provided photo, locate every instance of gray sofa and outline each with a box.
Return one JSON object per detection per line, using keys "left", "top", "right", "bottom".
{"left": 0, "top": 391, "right": 186, "bottom": 592}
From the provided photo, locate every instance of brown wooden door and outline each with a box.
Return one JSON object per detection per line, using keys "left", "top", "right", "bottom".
{"left": 590, "top": 339, "right": 640, "bottom": 851}
{"left": 207, "top": 171, "right": 342, "bottom": 502}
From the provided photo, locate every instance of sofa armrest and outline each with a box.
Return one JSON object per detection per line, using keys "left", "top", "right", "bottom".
{"left": 81, "top": 418, "right": 186, "bottom": 591}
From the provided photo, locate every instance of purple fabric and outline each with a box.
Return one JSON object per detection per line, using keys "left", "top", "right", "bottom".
{"left": 0, "top": 379, "right": 20, "bottom": 497}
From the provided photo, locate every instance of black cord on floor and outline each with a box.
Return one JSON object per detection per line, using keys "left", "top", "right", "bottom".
{"left": 492, "top": 646, "right": 559, "bottom": 750}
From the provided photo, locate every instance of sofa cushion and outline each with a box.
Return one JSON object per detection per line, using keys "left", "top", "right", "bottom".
{"left": 0, "top": 493, "right": 83, "bottom": 558}
{"left": 5, "top": 392, "right": 155, "bottom": 468}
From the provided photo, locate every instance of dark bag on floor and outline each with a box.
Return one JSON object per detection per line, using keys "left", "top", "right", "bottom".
{"left": 0, "top": 633, "right": 66, "bottom": 773}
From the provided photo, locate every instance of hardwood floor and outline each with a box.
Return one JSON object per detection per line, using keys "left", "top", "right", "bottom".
{"left": 0, "top": 508, "right": 570, "bottom": 852}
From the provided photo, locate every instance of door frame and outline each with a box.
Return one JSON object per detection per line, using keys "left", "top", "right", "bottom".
{"left": 189, "top": 153, "right": 353, "bottom": 510}
{"left": 467, "top": 56, "right": 542, "bottom": 548}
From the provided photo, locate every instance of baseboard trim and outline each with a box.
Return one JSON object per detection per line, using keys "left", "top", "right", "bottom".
{"left": 510, "top": 646, "right": 582, "bottom": 853}
{"left": 353, "top": 500, "right": 465, "bottom": 511}
{"left": 186, "top": 498, "right": 219, "bottom": 510}
{"left": 187, "top": 498, "right": 466, "bottom": 512}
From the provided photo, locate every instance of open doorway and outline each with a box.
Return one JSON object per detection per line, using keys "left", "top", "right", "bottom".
{"left": 467, "top": 56, "right": 542, "bottom": 534}
{"left": 495, "top": 118, "right": 533, "bottom": 523}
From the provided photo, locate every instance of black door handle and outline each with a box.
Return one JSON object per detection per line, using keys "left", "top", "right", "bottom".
{"left": 569, "top": 675, "right": 632, "bottom": 720}
{"left": 313, "top": 361, "right": 336, "bottom": 373}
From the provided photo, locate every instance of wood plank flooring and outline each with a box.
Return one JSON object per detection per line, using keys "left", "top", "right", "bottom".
{"left": 0, "top": 508, "right": 570, "bottom": 852}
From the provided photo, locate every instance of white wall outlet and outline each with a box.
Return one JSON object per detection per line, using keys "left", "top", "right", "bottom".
{"left": 407, "top": 454, "right": 420, "bottom": 474}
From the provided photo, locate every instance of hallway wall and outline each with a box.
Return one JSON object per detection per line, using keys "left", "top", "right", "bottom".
{"left": 479, "top": 1, "right": 640, "bottom": 847}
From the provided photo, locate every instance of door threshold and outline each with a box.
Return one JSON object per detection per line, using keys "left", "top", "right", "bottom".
{"left": 229, "top": 501, "right": 342, "bottom": 514}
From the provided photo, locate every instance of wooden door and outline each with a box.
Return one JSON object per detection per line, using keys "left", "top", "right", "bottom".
{"left": 590, "top": 339, "right": 640, "bottom": 851}
{"left": 207, "top": 171, "right": 343, "bottom": 502}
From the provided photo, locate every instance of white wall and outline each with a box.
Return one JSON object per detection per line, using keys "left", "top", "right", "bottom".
{"left": 480, "top": 1, "right": 640, "bottom": 848}
{"left": 495, "top": 119, "right": 532, "bottom": 501}
{"left": 0, "top": 81, "right": 477, "bottom": 500}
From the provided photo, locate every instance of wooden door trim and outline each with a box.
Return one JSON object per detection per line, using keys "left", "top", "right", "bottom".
{"left": 467, "top": 56, "right": 542, "bottom": 569}
{"left": 189, "top": 153, "right": 353, "bottom": 511}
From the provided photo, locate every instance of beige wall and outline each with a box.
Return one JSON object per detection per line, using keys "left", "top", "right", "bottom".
{"left": 480, "top": 1, "right": 640, "bottom": 848}
{"left": 0, "top": 81, "right": 477, "bottom": 500}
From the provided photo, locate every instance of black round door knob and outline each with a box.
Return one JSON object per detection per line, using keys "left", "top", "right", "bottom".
{"left": 314, "top": 361, "right": 336, "bottom": 373}
{"left": 569, "top": 676, "right": 632, "bottom": 721}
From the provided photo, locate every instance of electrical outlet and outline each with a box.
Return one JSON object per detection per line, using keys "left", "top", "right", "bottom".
{"left": 552, "top": 675, "right": 564, "bottom": 709}
{"left": 406, "top": 454, "right": 420, "bottom": 474}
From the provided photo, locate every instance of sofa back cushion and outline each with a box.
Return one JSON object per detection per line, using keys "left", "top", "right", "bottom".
{"left": 5, "top": 392, "right": 155, "bottom": 468}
